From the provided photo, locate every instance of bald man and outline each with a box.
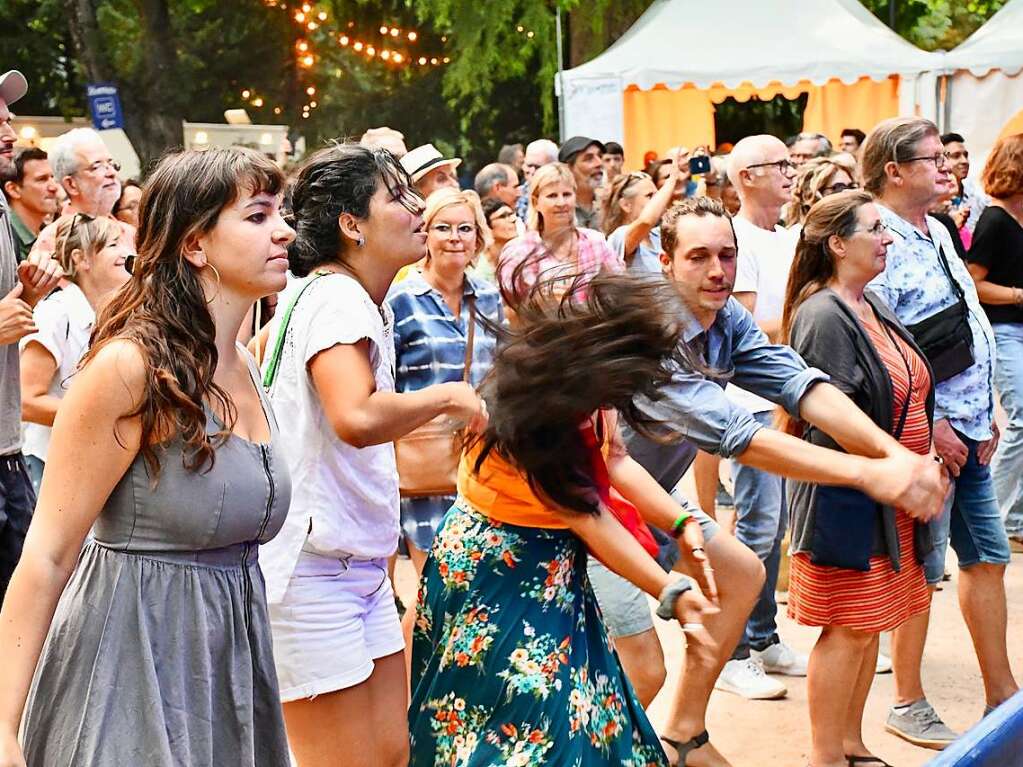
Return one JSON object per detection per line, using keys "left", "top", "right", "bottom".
{"left": 710, "top": 136, "right": 808, "bottom": 699}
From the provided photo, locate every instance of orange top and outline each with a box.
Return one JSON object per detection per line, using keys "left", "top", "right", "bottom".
{"left": 457, "top": 443, "right": 570, "bottom": 530}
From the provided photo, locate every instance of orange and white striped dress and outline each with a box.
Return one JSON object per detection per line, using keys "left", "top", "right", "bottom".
{"left": 788, "top": 318, "right": 931, "bottom": 632}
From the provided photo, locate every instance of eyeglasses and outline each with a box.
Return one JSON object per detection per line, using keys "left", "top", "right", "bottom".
{"left": 430, "top": 223, "right": 477, "bottom": 238}
{"left": 900, "top": 153, "right": 948, "bottom": 169}
{"left": 854, "top": 221, "right": 889, "bottom": 237}
{"left": 745, "top": 159, "right": 797, "bottom": 174}
{"left": 76, "top": 159, "right": 121, "bottom": 175}
{"left": 822, "top": 182, "right": 859, "bottom": 195}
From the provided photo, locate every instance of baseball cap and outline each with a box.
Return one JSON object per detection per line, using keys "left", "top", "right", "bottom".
{"left": 0, "top": 70, "right": 28, "bottom": 107}
{"left": 558, "top": 136, "right": 605, "bottom": 165}
{"left": 400, "top": 144, "right": 462, "bottom": 184}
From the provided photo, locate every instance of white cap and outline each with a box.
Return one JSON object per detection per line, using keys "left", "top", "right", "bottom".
{"left": 400, "top": 144, "right": 461, "bottom": 184}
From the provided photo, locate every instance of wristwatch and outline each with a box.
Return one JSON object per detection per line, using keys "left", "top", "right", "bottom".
{"left": 655, "top": 578, "right": 693, "bottom": 621}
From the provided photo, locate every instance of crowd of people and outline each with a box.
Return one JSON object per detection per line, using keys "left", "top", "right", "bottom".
{"left": 0, "top": 63, "right": 1019, "bottom": 767}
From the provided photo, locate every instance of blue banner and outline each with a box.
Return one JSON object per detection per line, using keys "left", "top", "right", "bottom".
{"left": 86, "top": 83, "right": 124, "bottom": 131}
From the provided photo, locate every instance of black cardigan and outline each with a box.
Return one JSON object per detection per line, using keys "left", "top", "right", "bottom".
{"left": 787, "top": 288, "right": 935, "bottom": 571}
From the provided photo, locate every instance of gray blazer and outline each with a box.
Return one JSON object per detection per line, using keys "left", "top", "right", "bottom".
{"left": 787, "top": 288, "right": 934, "bottom": 571}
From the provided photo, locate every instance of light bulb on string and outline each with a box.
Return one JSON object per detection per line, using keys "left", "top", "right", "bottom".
{"left": 241, "top": 89, "right": 251, "bottom": 99}
{"left": 430, "top": 57, "right": 438, "bottom": 65}
{"left": 306, "top": 85, "right": 316, "bottom": 95}
{"left": 252, "top": 97, "right": 264, "bottom": 107}
{"left": 301, "top": 3, "right": 310, "bottom": 11}
{"left": 353, "top": 41, "right": 363, "bottom": 51}
{"left": 407, "top": 31, "right": 417, "bottom": 41}
{"left": 307, "top": 21, "right": 318, "bottom": 30}
{"left": 381, "top": 50, "right": 391, "bottom": 60}
{"left": 380, "top": 26, "right": 389, "bottom": 34}
{"left": 301, "top": 54, "right": 314, "bottom": 66}
{"left": 309, "top": 100, "right": 317, "bottom": 108}
{"left": 317, "top": 11, "right": 326, "bottom": 21}
{"left": 527, "top": 31, "right": 534, "bottom": 38}
{"left": 389, "top": 28, "right": 399, "bottom": 37}
{"left": 294, "top": 11, "right": 304, "bottom": 22}
{"left": 273, "top": 106, "right": 282, "bottom": 115}
{"left": 393, "top": 53, "right": 403, "bottom": 63}
{"left": 297, "top": 40, "right": 309, "bottom": 52}
{"left": 443, "top": 56, "right": 450, "bottom": 63}
{"left": 418, "top": 56, "right": 427, "bottom": 65}
{"left": 339, "top": 35, "right": 349, "bottom": 45}
{"left": 366, "top": 45, "right": 376, "bottom": 57}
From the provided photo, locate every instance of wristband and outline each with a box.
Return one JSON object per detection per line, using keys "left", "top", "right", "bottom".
{"left": 670, "top": 512, "right": 696, "bottom": 539}
{"left": 655, "top": 578, "right": 694, "bottom": 621}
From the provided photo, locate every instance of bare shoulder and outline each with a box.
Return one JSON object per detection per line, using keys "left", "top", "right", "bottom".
{"left": 76, "top": 338, "right": 149, "bottom": 411}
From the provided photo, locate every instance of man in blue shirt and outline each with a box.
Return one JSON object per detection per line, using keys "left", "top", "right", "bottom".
{"left": 863, "top": 117, "right": 1016, "bottom": 749}
{"left": 587, "top": 196, "right": 947, "bottom": 766}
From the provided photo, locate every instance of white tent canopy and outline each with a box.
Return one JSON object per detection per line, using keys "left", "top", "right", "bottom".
{"left": 944, "top": 0, "right": 1023, "bottom": 76}
{"left": 559, "top": 0, "right": 943, "bottom": 153}
{"left": 562, "top": 0, "right": 938, "bottom": 90}
{"left": 943, "top": 0, "right": 1023, "bottom": 175}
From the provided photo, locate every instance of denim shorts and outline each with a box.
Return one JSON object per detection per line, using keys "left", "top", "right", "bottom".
{"left": 923, "top": 432, "right": 1012, "bottom": 583}
{"left": 587, "top": 490, "right": 719, "bottom": 639}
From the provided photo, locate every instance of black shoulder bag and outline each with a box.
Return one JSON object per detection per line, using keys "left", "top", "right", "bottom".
{"left": 904, "top": 245, "right": 975, "bottom": 383}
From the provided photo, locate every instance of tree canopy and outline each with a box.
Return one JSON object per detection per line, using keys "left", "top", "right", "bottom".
{"left": 0, "top": 0, "right": 1007, "bottom": 170}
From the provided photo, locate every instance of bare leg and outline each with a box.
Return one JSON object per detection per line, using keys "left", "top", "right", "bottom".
{"left": 660, "top": 532, "right": 764, "bottom": 767}
{"left": 808, "top": 626, "right": 874, "bottom": 767}
{"left": 959, "top": 562, "right": 1019, "bottom": 706}
{"left": 843, "top": 634, "right": 880, "bottom": 758}
{"left": 692, "top": 450, "right": 722, "bottom": 517}
{"left": 400, "top": 541, "right": 430, "bottom": 686}
{"left": 891, "top": 599, "right": 931, "bottom": 705}
{"left": 613, "top": 629, "right": 667, "bottom": 708}
{"left": 283, "top": 651, "right": 410, "bottom": 767}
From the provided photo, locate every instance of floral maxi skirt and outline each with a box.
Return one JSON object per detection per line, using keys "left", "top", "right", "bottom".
{"left": 408, "top": 499, "right": 667, "bottom": 766}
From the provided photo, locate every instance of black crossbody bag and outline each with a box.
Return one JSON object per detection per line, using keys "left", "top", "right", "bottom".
{"left": 904, "top": 245, "right": 975, "bottom": 382}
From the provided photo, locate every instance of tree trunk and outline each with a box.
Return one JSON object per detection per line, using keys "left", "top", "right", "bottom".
{"left": 64, "top": 0, "right": 184, "bottom": 171}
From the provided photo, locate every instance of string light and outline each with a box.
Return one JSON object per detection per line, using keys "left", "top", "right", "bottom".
{"left": 353, "top": 41, "right": 363, "bottom": 51}
{"left": 316, "top": 10, "right": 326, "bottom": 20}
{"left": 380, "top": 25, "right": 388, "bottom": 34}
{"left": 241, "top": 89, "right": 251, "bottom": 98}
{"left": 252, "top": 97, "right": 264, "bottom": 107}
{"left": 306, "top": 85, "right": 316, "bottom": 95}
{"left": 338, "top": 35, "right": 348, "bottom": 45}
{"left": 407, "top": 31, "right": 417, "bottom": 42}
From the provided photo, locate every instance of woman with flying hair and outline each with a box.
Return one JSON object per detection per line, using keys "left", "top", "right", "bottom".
{"left": 786, "top": 153, "right": 859, "bottom": 228}
{"left": 408, "top": 272, "right": 718, "bottom": 766}
{"left": 0, "top": 147, "right": 297, "bottom": 765}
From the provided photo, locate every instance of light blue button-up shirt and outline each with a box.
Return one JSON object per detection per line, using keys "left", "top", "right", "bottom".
{"left": 867, "top": 203, "right": 996, "bottom": 441}
{"left": 635, "top": 297, "right": 829, "bottom": 459}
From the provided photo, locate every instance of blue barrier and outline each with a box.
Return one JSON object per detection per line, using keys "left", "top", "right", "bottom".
{"left": 927, "top": 688, "right": 1023, "bottom": 766}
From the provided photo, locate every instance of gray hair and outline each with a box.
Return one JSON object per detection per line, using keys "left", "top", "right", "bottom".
{"left": 50, "top": 127, "right": 104, "bottom": 183}
{"left": 497, "top": 143, "right": 523, "bottom": 165}
{"left": 525, "top": 138, "right": 558, "bottom": 164}
{"left": 474, "top": 163, "right": 515, "bottom": 197}
{"left": 861, "top": 117, "right": 939, "bottom": 196}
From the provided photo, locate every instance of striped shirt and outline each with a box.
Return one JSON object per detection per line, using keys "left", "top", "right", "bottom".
{"left": 386, "top": 271, "right": 503, "bottom": 393}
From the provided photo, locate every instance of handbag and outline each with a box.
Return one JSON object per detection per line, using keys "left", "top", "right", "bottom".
{"left": 905, "top": 245, "right": 975, "bottom": 383}
{"left": 810, "top": 316, "right": 913, "bottom": 571}
{"left": 395, "top": 296, "right": 477, "bottom": 498}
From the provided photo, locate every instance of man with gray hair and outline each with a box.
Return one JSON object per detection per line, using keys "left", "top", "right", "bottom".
{"left": 473, "top": 163, "right": 519, "bottom": 209}
{"left": 522, "top": 138, "right": 558, "bottom": 182}
{"left": 31, "top": 127, "right": 135, "bottom": 257}
{"left": 788, "top": 131, "right": 833, "bottom": 167}
{"left": 863, "top": 116, "right": 1017, "bottom": 748}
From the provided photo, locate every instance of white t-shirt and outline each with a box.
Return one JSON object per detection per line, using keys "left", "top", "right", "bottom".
{"left": 20, "top": 284, "right": 95, "bottom": 462}
{"left": 259, "top": 273, "right": 399, "bottom": 605}
{"left": 727, "top": 215, "right": 799, "bottom": 414}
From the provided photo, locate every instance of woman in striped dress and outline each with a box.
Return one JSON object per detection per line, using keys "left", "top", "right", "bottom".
{"left": 779, "top": 192, "right": 937, "bottom": 767}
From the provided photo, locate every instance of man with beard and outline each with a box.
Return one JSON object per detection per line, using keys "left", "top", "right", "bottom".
{"left": 30, "top": 128, "right": 135, "bottom": 257}
{"left": 1, "top": 148, "right": 59, "bottom": 261}
{"left": 558, "top": 136, "right": 605, "bottom": 229}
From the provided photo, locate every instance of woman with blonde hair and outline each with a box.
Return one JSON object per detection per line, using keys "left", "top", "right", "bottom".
{"left": 787, "top": 154, "right": 859, "bottom": 228}
{"left": 20, "top": 213, "right": 131, "bottom": 490}
{"left": 781, "top": 191, "right": 938, "bottom": 767}
{"left": 386, "top": 188, "right": 503, "bottom": 574}
{"left": 600, "top": 153, "right": 685, "bottom": 274}
{"left": 498, "top": 162, "right": 621, "bottom": 308}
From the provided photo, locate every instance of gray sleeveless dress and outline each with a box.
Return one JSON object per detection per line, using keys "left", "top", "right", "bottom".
{"left": 21, "top": 360, "right": 293, "bottom": 766}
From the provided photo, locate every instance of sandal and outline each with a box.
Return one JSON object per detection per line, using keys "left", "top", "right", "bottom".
{"left": 660, "top": 731, "right": 710, "bottom": 767}
{"left": 846, "top": 756, "right": 893, "bottom": 766}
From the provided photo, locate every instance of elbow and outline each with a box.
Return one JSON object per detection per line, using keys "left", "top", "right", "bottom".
{"left": 20, "top": 398, "right": 49, "bottom": 427}
{"left": 329, "top": 414, "right": 376, "bottom": 449}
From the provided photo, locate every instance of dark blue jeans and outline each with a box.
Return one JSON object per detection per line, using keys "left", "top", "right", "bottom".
{"left": 0, "top": 452, "right": 37, "bottom": 606}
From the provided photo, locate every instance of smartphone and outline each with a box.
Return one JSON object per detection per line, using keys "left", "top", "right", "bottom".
{"left": 689, "top": 155, "right": 711, "bottom": 175}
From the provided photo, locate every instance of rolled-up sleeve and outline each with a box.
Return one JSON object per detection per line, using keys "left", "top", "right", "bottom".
{"left": 635, "top": 366, "right": 765, "bottom": 458}
{"left": 726, "top": 302, "right": 829, "bottom": 417}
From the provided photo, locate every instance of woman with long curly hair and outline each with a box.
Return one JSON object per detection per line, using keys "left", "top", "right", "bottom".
{"left": 0, "top": 146, "right": 297, "bottom": 766}
{"left": 786, "top": 154, "right": 858, "bottom": 229}
{"left": 408, "top": 273, "right": 718, "bottom": 767}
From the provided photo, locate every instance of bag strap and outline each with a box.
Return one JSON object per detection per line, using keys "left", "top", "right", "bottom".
{"left": 935, "top": 244, "right": 966, "bottom": 302}
{"left": 262, "top": 271, "right": 329, "bottom": 391}
{"left": 462, "top": 294, "right": 477, "bottom": 384}
{"left": 878, "top": 315, "right": 914, "bottom": 441}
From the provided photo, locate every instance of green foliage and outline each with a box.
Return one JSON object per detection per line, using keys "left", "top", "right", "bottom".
{"left": 859, "top": 0, "right": 1007, "bottom": 50}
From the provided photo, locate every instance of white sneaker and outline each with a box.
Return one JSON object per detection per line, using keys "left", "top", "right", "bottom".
{"left": 753, "top": 640, "right": 808, "bottom": 676}
{"left": 714, "top": 658, "right": 787, "bottom": 700}
{"left": 876, "top": 652, "right": 893, "bottom": 674}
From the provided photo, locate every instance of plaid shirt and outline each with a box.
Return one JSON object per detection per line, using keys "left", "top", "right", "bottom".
{"left": 497, "top": 228, "right": 623, "bottom": 303}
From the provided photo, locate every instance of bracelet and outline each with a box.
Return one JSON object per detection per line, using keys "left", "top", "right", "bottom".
{"left": 670, "top": 512, "right": 696, "bottom": 539}
{"left": 655, "top": 578, "right": 694, "bottom": 621}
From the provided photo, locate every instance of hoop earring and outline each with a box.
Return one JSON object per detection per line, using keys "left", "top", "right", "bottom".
{"left": 204, "top": 262, "right": 222, "bottom": 304}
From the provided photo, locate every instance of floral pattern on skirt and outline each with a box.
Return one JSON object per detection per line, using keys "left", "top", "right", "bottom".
{"left": 409, "top": 500, "right": 667, "bottom": 766}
